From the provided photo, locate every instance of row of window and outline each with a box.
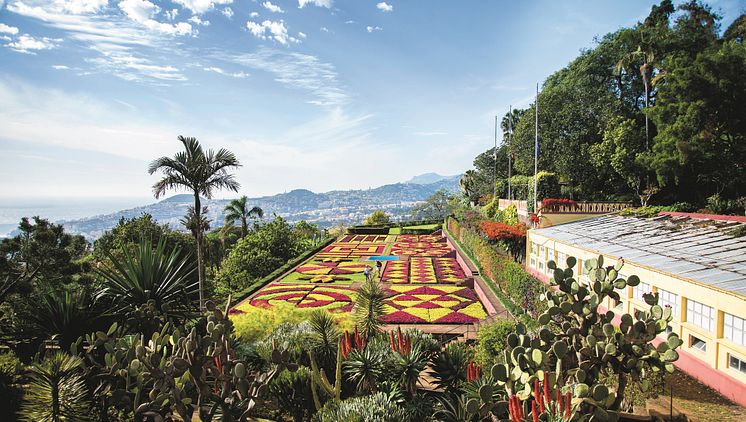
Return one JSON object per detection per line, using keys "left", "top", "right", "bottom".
{"left": 527, "top": 245, "right": 746, "bottom": 348}
{"left": 690, "top": 335, "right": 746, "bottom": 378}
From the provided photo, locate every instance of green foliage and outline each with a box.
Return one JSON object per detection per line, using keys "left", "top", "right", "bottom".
{"left": 0, "top": 351, "right": 22, "bottom": 420}
{"left": 224, "top": 195, "right": 263, "bottom": 238}
{"left": 93, "top": 213, "right": 196, "bottom": 265}
{"left": 26, "top": 288, "right": 103, "bottom": 349}
{"left": 355, "top": 279, "right": 386, "bottom": 338}
{"left": 364, "top": 210, "right": 392, "bottom": 226}
{"left": 429, "top": 342, "right": 470, "bottom": 395}
{"left": 410, "top": 189, "right": 455, "bottom": 220}
{"left": 344, "top": 347, "right": 385, "bottom": 393}
{"left": 312, "top": 391, "right": 410, "bottom": 422}
{"left": 19, "top": 352, "right": 92, "bottom": 422}
{"left": 231, "top": 302, "right": 355, "bottom": 344}
{"left": 475, "top": 319, "right": 516, "bottom": 367}
{"left": 96, "top": 237, "right": 198, "bottom": 334}
{"left": 706, "top": 194, "right": 744, "bottom": 215}
{"left": 501, "top": 172, "right": 561, "bottom": 209}
{"left": 268, "top": 366, "right": 315, "bottom": 421}
{"left": 215, "top": 216, "right": 303, "bottom": 293}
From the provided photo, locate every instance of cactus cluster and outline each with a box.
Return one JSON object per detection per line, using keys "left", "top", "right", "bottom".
{"left": 459, "top": 255, "right": 681, "bottom": 421}
{"left": 73, "top": 298, "right": 296, "bottom": 421}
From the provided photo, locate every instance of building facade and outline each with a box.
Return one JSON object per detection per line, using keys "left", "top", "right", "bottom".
{"left": 525, "top": 213, "right": 746, "bottom": 407}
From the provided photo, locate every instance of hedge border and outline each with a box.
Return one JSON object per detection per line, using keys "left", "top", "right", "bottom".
{"left": 346, "top": 218, "right": 444, "bottom": 234}
{"left": 230, "top": 236, "right": 337, "bottom": 305}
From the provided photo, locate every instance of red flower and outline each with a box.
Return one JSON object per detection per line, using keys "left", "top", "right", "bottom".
{"left": 479, "top": 221, "right": 527, "bottom": 241}
{"left": 539, "top": 198, "right": 578, "bottom": 212}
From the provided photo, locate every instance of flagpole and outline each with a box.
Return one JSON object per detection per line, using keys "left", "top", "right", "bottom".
{"left": 534, "top": 83, "right": 539, "bottom": 214}
{"left": 493, "top": 115, "right": 498, "bottom": 200}
{"left": 507, "top": 105, "right": 512, "bottom": 200}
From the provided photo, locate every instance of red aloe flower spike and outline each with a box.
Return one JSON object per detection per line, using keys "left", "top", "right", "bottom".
{"left": 532, "top": 400, "right": 539, "bottom": 422}
{"left": 518, "top": 395, "right": 525, "bottom": 420}
{"left": 354, "top": 326, "right": 360, "bottom": 348}
{"left": 508, "top": 395, "right": 517, "bottom": 422}
{"left": 542, "top": 378, "right": 549, "bottom": 413}
{"left": 534, "top": 378, "right": 540, "bottom": 404}
{"left": 565, "top": 392, "right": 572, "bottom": 420}
{"left": 389, "top": 330, "right": 395, "bottom": 352}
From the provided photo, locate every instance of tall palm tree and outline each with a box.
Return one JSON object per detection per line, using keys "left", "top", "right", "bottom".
{"left": 148, "top": 136, "right": 241, "bottom": 309}
{"left": 223, "top": 196, "right": 263, "bottom": 238}
{"left": 615, "top": 46, "right": 656, "bottom": 150}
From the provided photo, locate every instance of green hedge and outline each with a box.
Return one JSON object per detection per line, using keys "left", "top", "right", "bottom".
{"left": 445, "top": 217, "right": 545, "bottom": 324}
{"left": 347, "top": 219, "right": 444, "bottom": 234}
{"left": 230, "top": 237, "right": 336, "bottom": 305}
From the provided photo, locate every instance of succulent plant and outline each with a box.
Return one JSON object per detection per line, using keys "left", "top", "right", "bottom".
{"left": 72, "top": 296, "right": 297, "bottom": 421}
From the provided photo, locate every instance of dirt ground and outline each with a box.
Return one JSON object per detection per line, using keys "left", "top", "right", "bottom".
{"left": 646, "top": 370, "right": 746, "bottom": 421}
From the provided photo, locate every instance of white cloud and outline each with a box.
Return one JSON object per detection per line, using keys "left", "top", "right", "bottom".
{"left": 262, "top": 1, "right": 283, "bottom": 13}
{"left": 221, "top": 7, "right": 234, "bottom": 18}
{"left": 298, "top": 0, "right": 332, "bottom": 8}
{"left": 171, "top": 0, "right": 233, "bottom": 15}
{"left": 203, "top": 66, "right": 248, "bottom": 78}
{"left": 164, "top": 8, "right": 178, "bottom": 21}
{"left": 344, "top": 20, "right": 355, "bottom": 24}
{"left": 119, "top": 0, "right": 194, "bottom": 36}
{"left": 297, "top": 31, "right": 306, "bottom": 38}
{"left": 225, "top": 47, "right": 347, "bottom": 106}
{"left": 57, "top": 0, "right": 108, "bottom": 14}
{"left": 188, "top": 15, "right": 210, "bottom": 26}
{"left": 0, "top": 23, "right": 19, "bottom": 35}
{"left": 0, "top": 35, "right": 11, "bottom": 41}
{"left": 5, "top": 34, "right": 62, "bottom": 54}
{"left": 250, "top": 11, "right": 259, "bottom": 18}
{"left": 52, "top": 64, "right": 70, "bottom": 69}
{"left": 246, "top": 20, "right": 298, "bottom": 44}
{"left": 6, "top": 1, "right": 191, "bottom": 82}
{"left": 376, "top": 2, "right": 392, "bottom": 12}
{"left": 366, "top": 25, "right": 381, "bottom": 33}
{"left": 320, "top": 26, "right": 329, "bottom": 32}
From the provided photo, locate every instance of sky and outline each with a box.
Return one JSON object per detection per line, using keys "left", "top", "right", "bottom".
{"left": 0, "top": 0, "right": 742, "bottom": 200}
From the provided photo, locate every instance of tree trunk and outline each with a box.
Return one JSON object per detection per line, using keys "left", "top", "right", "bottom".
{"left": 611, "top": 371, "right": 628, "bottom": 410}
{"left": 194, "top": 192, "right": 205, "bottom": 310}
{"left": 240, "top": 216, "right": 247, "bottom": 238}
{"left": 641, "top": 63, "right": 652, "bottom": 151}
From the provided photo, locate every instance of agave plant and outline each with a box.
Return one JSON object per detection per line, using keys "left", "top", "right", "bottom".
{"left": 312, "top": 391, "right": 409, "bottom": 422}
{"left": 394, "top": 344, "right": 427, "bottom": 395}
{"left": 18, "top": 352, "right": 92, "bottom": 422}
{"left": 96, "top": 237, "right": 198, "bottom": 333}
{"left": 429, "top": 342, "right": 470, "bottom": 395}
{"left": 308, "top": 310, "right": 340, "bottom": 365}
{"left": 344, "top": 347, "right": 385, "bottom": 393}
{"left": 26, "top": 289, "right": 102, "bottom": 349}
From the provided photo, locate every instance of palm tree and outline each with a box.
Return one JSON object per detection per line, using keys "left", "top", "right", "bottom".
{"left": 224, "top": 196, "right": 263, "bottom": 238}
{"left": 354, "top": 279, "right": 386, "bottom": 339}
{"left": 149, "top": 136, "right": 241, "bottom": 308}
{"left": 19, "top": 352, "right": 92, "bottom": 422}
{"left": 615, "top": 45, "right": 656, "bottom": 150}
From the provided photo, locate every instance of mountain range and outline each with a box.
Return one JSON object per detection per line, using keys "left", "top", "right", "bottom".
{"left": 59, "top": 173, "right": 462, "bottom": 240}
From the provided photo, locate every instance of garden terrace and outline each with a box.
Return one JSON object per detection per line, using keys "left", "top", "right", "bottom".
{"left": 231, "top": 230, "right": 500, "bottom": 326}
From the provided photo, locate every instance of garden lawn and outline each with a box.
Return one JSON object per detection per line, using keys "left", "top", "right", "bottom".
{"left": 380, "top": 285, "right": 487, "bottom": 323}
{"left": 403, "top": 224, "right": 440, "bottom": 231}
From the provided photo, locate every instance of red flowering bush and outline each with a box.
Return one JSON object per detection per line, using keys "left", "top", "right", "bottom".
{"left": 539, "top": 198, "right": 578, "bottom": 212}
{"left": 479, "top": 221, "right": 527, "bottom": 241}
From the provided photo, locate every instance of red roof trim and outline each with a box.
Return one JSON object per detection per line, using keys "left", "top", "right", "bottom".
{"left": 659, "top": 211, "right": 746, "bottom": 223}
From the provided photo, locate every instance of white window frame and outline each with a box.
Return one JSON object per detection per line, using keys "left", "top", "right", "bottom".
{"left": 530, "top": 257, "right": 536, "bottom": 269}
{"left": 724, "top": 313, "right": 746, "bottom": 347}
{"left": 687, "top": 299, "right": 714, "bottom": 332}
{"left": 557, "top": 252, "right": 567, "bottom": 268}
{"left": 690, "top": 335, "right": 707, "bottom": 352}
{"left": 632, "top": 281, "right": 651, "bottom": 302}
{"left": 729, "top": 354, "right": 746, "bottom": 376}
{"left": 658, "top": 288, "right": 681, "bottom": 317}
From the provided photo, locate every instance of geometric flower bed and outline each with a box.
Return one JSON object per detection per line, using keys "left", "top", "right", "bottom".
{"left": 391, "top": 234, "right": 453, "bottom": 257}
{"left": 380, "top": 285, "right": 487, "bottom": 323}
{"left": 338, "top": 234, "right": 392, "bottom": 243}
{"left": 320, "top": 242, "right": 387, "bottom": 258}
{"left": 278, "top": 259, "right": 368, "bottom": 283}
{"left": 248, "top": 283, "right": 356, "bottom": 312}
{"left": 381, "top": 257, "right": 466, "bottom": 284}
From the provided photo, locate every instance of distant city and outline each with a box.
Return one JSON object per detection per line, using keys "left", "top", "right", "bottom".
{"left": 1, "top": 173, "right": 460, "bottom": 240}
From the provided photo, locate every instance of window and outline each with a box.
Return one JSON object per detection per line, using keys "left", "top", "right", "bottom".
{"left": 687, "top": 300, "right": 714, "bottom": 332}
{"left": 557, "top": 252, "right": 567, "bottom": 268}
{"left": 690, "top": 335, "right": 707, "bottom": 352}
{"left": 548, "top": 248, "right": 555, "bottom": 262}
{"left": 729, "top": 354, "right": 746, "bottom": 375}
{"left": 658, "top": 288, "right": 680, "bottom": 317}
{"left": 530, "top": 257, "right": 536, "bottom": 269}
{"left": 632, "top": 282, "right": 651, "bottom": 302}
{"left": 613, "top": 297, "right": 624, "bottom": 311}
{"left": 538, "top": 260, "right": 545, "bottom": 271}
{"left": 531, "top": 243, "right": 538, "bottom": 256}
{"left": 539, "top": 246, "right": 545, "bottom": 259}
{"left": 724, "top": 313, "right": 746, "bottom": 347}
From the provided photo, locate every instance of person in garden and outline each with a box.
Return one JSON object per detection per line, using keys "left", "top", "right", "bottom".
{"left": 376, "top": 261, "right": 383, "bottom": 281}
{"left": 364, "top": 264, "right": 371, "bottom": 282}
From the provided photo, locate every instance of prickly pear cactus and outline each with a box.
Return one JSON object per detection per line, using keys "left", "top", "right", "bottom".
{"left": 73, "top": 297, "right": 297, "bottom": 421}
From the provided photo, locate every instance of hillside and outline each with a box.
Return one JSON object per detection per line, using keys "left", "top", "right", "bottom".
{"left": 59, "top": 175, "right": 460, "bottom": 239}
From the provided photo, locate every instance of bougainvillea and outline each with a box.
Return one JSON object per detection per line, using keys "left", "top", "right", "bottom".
{"left": 479, "top": 221, "right": 527, "bottom": 241}
{"left": 539, "top": 198, "right": 578, "bottom": 212}
{"left": 249, "top": 283, "right": 356, "bottom": 312}
{"left": 380, "top": 285, "right": 487, "bottom": 323}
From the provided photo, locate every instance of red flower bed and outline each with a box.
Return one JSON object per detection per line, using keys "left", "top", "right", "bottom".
{"left": 479, "top": 221, "right": 527, "bottom": 241}
{"left": 539, "top": 198, "right": 578, "bottom": 212}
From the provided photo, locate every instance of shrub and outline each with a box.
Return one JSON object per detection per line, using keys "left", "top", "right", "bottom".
{"left": 230, "top": 302, "right": 355, "bottom": 343}
{"left": 0, "top": 351, "right": 22, "bottom": 420}
{"left": 475, "top": 319, "right": 515, "bottom": 367}
{"left": 312, "top": 391, "right": 409, "bottom": 422}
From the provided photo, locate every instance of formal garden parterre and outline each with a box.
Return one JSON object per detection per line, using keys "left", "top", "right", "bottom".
{"left": 234, "top": 231, "right": 491, "bottom": 324}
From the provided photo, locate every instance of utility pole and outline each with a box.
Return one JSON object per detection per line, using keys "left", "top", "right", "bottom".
{"left": 507, "top": 105, "right": 512, "bottom": 200}
{"left": 493, "top": 115, "right": 498, "bottom": 200}
{"left": 534, "top": 83, "right": 539, "bottom": 213}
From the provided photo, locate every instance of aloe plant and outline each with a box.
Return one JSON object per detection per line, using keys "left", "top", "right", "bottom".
{"left": 19, "top": 352, "right": 92, "bottom": 422}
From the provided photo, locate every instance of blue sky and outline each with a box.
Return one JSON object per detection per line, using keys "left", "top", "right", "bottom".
{"left": 0, "top": 0, "right": 742, "bottom": 200}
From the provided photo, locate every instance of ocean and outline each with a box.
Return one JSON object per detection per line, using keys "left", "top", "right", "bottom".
{"left": 0, "top": 197, "right": 152, "bottom": 238}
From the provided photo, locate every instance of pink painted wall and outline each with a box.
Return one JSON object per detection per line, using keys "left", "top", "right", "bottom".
{"left": 474, "top": 280, "right": 498, "bottom": 316}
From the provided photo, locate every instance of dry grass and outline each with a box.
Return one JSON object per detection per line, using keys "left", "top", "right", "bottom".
{"left": 646, "top": 370, "right": 746, "bottom": 421}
